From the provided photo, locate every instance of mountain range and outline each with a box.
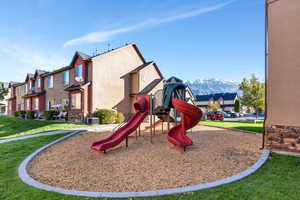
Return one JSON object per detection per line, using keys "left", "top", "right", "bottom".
{"left": 186, "top": 79, "right": 240, "bottom": 95}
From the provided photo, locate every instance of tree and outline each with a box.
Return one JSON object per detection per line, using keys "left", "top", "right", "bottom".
{"left": 208, "top": 104, "right": 220, "bottom": 111}
{"left": 0, "top": 82, "right": 8, "bottom": 101}
{"left": 239, "top": 75, "right": 265, "bottom": 117}
{"left": 234, "top": 99, "right": 240, "bottom": 113}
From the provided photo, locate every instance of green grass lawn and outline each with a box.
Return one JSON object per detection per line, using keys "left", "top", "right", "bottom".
{"left": 0, "top": 116, "right": 87, "bottom": 140}
{"left": 1, "top": 134, "right": 300, "bottom": 200}
{"left": 200, "top": 120, "right": 263, "bottom": 133}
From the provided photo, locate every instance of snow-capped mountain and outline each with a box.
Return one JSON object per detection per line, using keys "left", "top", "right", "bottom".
{"left": 186, "top": 78, "right": 240, "bottom": 95}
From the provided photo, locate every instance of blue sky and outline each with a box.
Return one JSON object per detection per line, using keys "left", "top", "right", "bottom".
{"left": 0, "top": 0, "right": 264, "bottom": 83}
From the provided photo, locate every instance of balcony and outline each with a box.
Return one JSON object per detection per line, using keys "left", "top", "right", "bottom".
{"left": 27, "top": 88, "right": 35, "bottom": 95}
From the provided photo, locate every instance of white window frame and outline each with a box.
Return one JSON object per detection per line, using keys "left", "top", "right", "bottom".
{"left": 219, "top": 98, "right": 224, "bottom": 105}
{"left": 33, "top": 98, "right": 39, "bottom": 110}
{"left": 26, "top": 99, "right": 30, "bottom": 110}
{"left": 37, "top": 78, "right": 41, "bottom": 88}
{"left": 71, "top": 92, "right": 81, "bottom": 109}
{"left": 75, "top": 64, "right": 83, "bottom": 81}
{"left": 62, "top": 71, "right": 69, "bottom": 85}
{"left": 48, "top": 76, "right": 54, "bottom": 88}
{"left": 48, "top": 101, "right": 51, "bottom": 110}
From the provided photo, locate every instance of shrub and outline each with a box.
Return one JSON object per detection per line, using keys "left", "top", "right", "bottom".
{"left": 44, "top": 110, "right": 55, "bottom": 120}
{"left": 14, "top": 111, "right": 20, "bottom": 117}
{"left": 26, "top": 111, "right": 35, "bottom": 119}
{"left": 19, "top": 111, "right": 27, "bottom": 119}
{"left": 115, "top": 112, "right": 125, "bottom": 123}
{"left": 234, "top": 99, "right": 241, "bottom": 113}
{"left": 94, "top": 109, "right": 117, "bottom": 124}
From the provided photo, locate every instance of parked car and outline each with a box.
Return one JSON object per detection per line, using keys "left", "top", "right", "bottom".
{"left": 224, "top": 110, "right": 239, "bottom": 118}
{"left": 207, "top": 111, "right": 224, "bottom": 121}
{"left": 238, "top": 113, "right": 245, "bottom": 117}
{"left": 221, "top": 111, "right": 231, "bottom": 118}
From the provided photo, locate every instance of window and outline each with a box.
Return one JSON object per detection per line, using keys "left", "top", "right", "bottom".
{"left": 25, "top": 84, "right": 28, "bottom": 92}
{"left": 26, "top": 99, "right": 30, "bottom": 110}
{"left": 29, "top": 82, "right": 32, "bottom": 90}
{"left": 71, "top": 93, "right": 81, "bottom": 109}
{"left": 218, "top": 98, "right": 224, "bottom": 105}
{"left": 33, "top": 98, "right": 39, "bottom": 110}
{"left": 61, "top": 99, "right": 69, "bottom": 105}
{"left": 37, "top": 79, "right": 41, "bottom": 88}
{"left": 62, "top": 71, "right": 69, "bottom": 85}
{"left": 75, "top": 64, "right": 83, "bottom": 81}
{"left": 48, "top": 76, "right": 54, "bottom": 88}
{"left": 48, "top": 101, "right": 51, "bottom": 110}
{"left": 47, "top": 98, "right": 55, "bottom": 110}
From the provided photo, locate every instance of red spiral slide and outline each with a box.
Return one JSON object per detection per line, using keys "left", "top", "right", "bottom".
{"left": 91, "top": 97, "right": 149, "bottom": 152}
{"left": 167, "top": 98, "right": 202, "bottom": 147}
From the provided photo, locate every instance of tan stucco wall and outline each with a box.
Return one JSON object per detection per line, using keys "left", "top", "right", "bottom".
{"left": 224, "top": 100, "right": 235, "bottom": 104}
{"left": 139, "top": 63, "right": 161, "bottom": 91}
{"left": 197, "top": 101, "right": 209, "bottom": 105}
{"left": 150, "top": 81, "right": 164, "bottom": 95}
{"left": 91, "top": 45, "right": 145, "bottom": 116}
{"left": 266, "top": 0, "right": 300, "bottom": 127}
{"left": 91, "top": 45, "right": 163, "bottom": 117}
{"left": 131, "top": 73, "right": 139, "bottom": 94}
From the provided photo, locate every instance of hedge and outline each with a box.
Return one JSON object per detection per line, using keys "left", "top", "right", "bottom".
{"left": 13, "top": 111, "right": 20, "bottom": 117}
{"left": 20, "top": 111, "right": 26, "bottom": 118}
{"left": 116, "top": 112, "right": 125, "bottom": 123}
{"left": 94, "top": 109, "right": 117, "bottom": 124}
{"left": 44, "top": 111, "right": 56, "bottom": 120}
{"left": 26, "top": 111, "right": 35, "bottom": 119}
{"left": 14, "top": 110, "right": 28, "bottom": 119}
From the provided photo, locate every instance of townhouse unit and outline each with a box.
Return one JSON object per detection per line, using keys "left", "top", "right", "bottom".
{"left": 7, "top": 43, "right": 164, "bottom": 121}
{"left": 265, "top": 0, "right": 300, "bottom": 153}
{"left": 195, "top": 92, "right": 238, "bottom": 111}
{"left": 0, "top": 82, "right": 9, "bottom": 114}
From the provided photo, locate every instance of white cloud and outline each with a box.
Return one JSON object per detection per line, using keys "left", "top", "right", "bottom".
{"left": 0, "top": 44, "right": 67, "bottom": 73}
{"left": 63, "top": 0, "right": 235, "bottom": 47}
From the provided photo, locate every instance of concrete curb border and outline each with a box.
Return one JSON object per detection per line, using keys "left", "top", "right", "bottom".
{"left": 0, "top": 130, "right": 72, "bottom": 144}
{"left": 0, "top": 124, "right": 118, "bottom": 144}
{"left": 18, "top": 128, "right": 271, "bottom": 198}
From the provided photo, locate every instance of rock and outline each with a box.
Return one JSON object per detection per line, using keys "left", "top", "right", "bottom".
{"left": 284, "top": 138, "right": 296, "bottom": 144}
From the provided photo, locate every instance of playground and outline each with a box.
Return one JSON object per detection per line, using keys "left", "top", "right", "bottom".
{"left": 24, "top": 77, "right": 264, "bottom": 194}
{"left": 28, "top": 125, "right": 262, "bottom": 192}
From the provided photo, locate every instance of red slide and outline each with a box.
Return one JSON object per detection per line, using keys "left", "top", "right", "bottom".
{"left": 91, "top": 97, "right": 149, "bottom": 152}
{"left": 167, "top": 98, "right": 202, "bottom": 147}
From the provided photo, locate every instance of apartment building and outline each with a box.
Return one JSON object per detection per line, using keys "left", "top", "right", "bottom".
{"left": 195, "top": 92, "right": 238, "bottom": 111}
{"left": 7, "top": 43, "right": 164, "bottom": 121}
{"left": 265, "top": 0, "right": 300, "bottom": 152}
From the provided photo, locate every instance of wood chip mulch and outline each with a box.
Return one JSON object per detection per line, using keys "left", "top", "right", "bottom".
{"left": 28, "top": 125, "right": 262, "bottom": 192}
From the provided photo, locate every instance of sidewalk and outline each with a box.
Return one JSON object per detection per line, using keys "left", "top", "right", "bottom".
{"left": 0, "top": 124, "right": 118, "bottom": 144}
